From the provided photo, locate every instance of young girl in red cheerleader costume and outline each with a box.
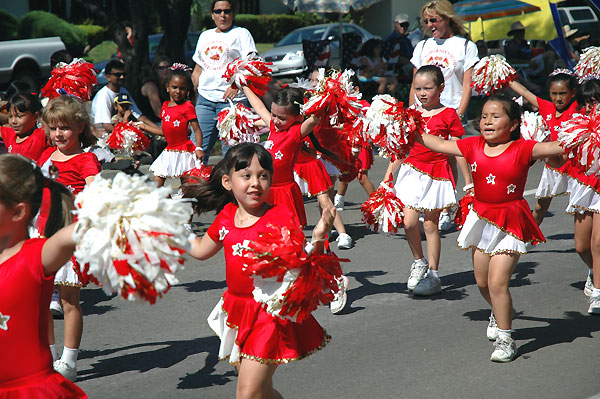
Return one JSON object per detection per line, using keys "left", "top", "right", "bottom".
{"left": 419, "top": 95, "right": 564, "bottom": 362}
{"left": 242, "top": 86, "right": 321, "bottom": 227}
{"left": 1, "top": 93, "right": 49, "bottom": 162}
{"left": 39, "top": 95, "right": 102, "bottom": 381}
{"left": 185, "top": 143, "right": 336, "bottom": 399}
{"left": 560, "top": 77, "right": 600, "bottom": 313}
{"left": 0, "top": 154, "right": 87, "bottom": 398}
{"left": 385, "top": 65, "right": 472, "bottom": 297}
{"left": 508, "top": 69, "right": 578, "bottom": 225}
{"left": 148, "top": 64, "right": 204, "bottom": 187}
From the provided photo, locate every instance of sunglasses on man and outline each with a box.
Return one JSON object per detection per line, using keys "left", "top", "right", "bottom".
{"left": 212, "top": 8, "right": 233, "bottom": 15}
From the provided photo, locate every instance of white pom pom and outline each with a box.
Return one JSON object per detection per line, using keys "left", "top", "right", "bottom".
{"left": 217, "top": 100, "right": 262, "bottom": 146}
{"left": 575, "top": 47, "right": 600, "bottom": 82}
{"left": 471, "top": 55, "right": 516, "bottom": 95}
{"left": 520, "top": 111, "right": 550, "bottom": 142}
{"left": 72, "top": 173, "right": 194, "bottom": 303}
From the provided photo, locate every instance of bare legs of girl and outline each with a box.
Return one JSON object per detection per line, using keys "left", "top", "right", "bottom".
{"left": 53, "top": 285, "right": 83, "bottom": 381}
{"left": 235, "top": 359, "right": 283, "bottom": 399}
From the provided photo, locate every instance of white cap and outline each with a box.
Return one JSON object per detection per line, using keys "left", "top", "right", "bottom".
{"left": 395, "top": 13, "right": 409, "bottom": 24}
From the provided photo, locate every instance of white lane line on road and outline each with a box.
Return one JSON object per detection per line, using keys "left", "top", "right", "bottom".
{"left": 524, "top": 189, "right": 537, "bottom": 197}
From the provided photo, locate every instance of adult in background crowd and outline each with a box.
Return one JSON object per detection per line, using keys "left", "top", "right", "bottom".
{"left": 504, "top": 21, "right": 556, "bottom": 78}
{"left": 138, "top": 55, "right": 172, "bottom": 122}
{"left": 191, "top": 0, "right": 257, "bottom": 163}
{"left": 384, "top": 13, "right": 414, "bottom": 79}
{"left": 409, "top": 0, "right": 478, "bottom": 231}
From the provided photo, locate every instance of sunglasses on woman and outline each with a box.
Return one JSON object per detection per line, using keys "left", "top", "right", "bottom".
{"left": 424, "top": 18, "right": 440, "bottom": 24}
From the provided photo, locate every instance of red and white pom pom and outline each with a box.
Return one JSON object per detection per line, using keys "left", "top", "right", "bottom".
{"left": 364, "top": 95, "right": 424, "bottom": 161}
{"left": 242, "top": 221, "right": 346, "bottom": 322}
{"left": 107, "top": 121, "right": 150, "bottom": 157}
{"left": 41, "top": 58, "right": 97, "bottom": 101}
{"left": 453, "top": 193, "right": 474, "bottom": 230}
{"left": 217, "top": 100, "right": 262, "bottom": 145}
{"left": 471, "top": 55, "right": 516, "bottom": 96}
{"left": 360, "top": 176, "right": 404, "bottom": 235}
{"left": 222, "top": 55, "right": 273, "bottom": 96}
{"left": 558, "top": 108, "right": 600, "bottom": 176}
{"left": 72, "top": 173, "right": 194, "bottom": 304}
{"left": 301, "top": 69, "right": 362, "bottom": 126}
{"left": 182, "top": 159, "right": 213, "bottom": 183}
{"left": 520, "top": 111, "right": 550, "bottom": 142}
{"left": 574, "top": 47, "right": 600, "bottom": 83}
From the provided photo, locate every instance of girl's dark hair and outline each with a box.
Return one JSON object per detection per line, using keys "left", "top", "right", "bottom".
{"left": 484, "top": 95, "right": 521, "bottom": 140}
{"left": 42, "top": 95, "right": 98, "bottom": 149}
{"left": 0, "top": 154, "right": 74, "bottom": 237}
{"left": 359, "top": 38, "right": 383, "bottom": 58}
{"left": 576, "top": 78, "right": 600, "bottom": 110}
{"left": 548, "top": 72, "right": 577, "bottom": 92}
{"left": 415, "top": 65, "right": 445, "bottom": 86}
{"left": 183, "top": 143, "right": 273, "bottom": 214}
{"left": 8, "top": 93, "right": 43, "bottom": 115}
{"left": 166, "top": 67, "right": 196, "bottom": 102}
{"left": 272, "top": 87, "right": 304, "bottom": 116}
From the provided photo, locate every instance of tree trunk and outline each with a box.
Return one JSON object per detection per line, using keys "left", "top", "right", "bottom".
{"left": 155, "top": 0, "right": 193, "bottom": 64}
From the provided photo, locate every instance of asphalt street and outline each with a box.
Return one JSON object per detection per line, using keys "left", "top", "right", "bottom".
{"left": 58, "top": 147, "right": 600, "bottom": 399}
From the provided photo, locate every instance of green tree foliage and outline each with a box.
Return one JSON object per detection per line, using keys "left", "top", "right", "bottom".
{"left": 17, "top": 11, "right": 87, "bottom": 55}
{"left": 0, "top": 8, "right": 18, "bottom": 40}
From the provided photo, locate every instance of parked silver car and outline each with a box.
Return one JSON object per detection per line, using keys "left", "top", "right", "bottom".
{"left": 261, "top": 23, "right": 379, "bottom": 77}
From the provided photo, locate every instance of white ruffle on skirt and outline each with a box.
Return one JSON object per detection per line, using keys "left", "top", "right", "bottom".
{"left": 294, "top": 171, "right": 309, "bottom": 195}
{"left": 535, "top": 165, "right": 568, "bottom": 198}
{"left": 54, "top": 259, "right": 82, "bottom": 287}
{"left": 207, "top": 297, "right": 241, "bottom": 365}
{"left": 319, "top": 158, "right": 340, "bottom": 176}
{"left": 565, "top": 177, "right": 600, "bottom": 214}
{"left": 150, "top": 150, "right": 196, "bottom": 178}
{"left": 457, "top": 209, "right": 527, "bottom": 255}
{"left": 394, "top": 164, "right": 457, "bottom": 211}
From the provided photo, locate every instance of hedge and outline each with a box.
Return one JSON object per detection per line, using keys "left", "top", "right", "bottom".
{"left": 0, "top": 9, "right": 18, "bottom": 41}
{"left": 198, "top": 13, "right": 326, "bottom": 43}
{"left": 76, "top": 23, "right": 109, "bottom": 48}
{"left": 17, "top": 11, "right": 86, "bottom": 55}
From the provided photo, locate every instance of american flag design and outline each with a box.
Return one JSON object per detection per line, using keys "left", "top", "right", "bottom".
{"left": 302, "top": 39, "right": 331, "bottom": 70}
{"left": 341, "top": 32, "right": 363, "bottom": 70}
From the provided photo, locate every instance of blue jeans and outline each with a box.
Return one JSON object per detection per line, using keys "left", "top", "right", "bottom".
{"left": 194, "top": 94, "right": 249, "bottom": 164}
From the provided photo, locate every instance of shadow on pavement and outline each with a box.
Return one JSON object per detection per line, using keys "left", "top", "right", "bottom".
{"left": 179, "top": 279, "right": 227, "bottom": 293}
{"left": 81, "top": 288, "right": 117, "bottom": 316}
{"left": 78, "top": 336, "right": 231, "bottom": 386}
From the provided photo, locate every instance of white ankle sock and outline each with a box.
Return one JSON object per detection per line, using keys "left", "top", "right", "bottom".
{"left": 592, "top": 287, "right": 600, "bottom": 296}
{"left": 61, "top": 347, "right": 79, "bottom": 368}
{"left": 427, "top": 269, "right": 439, "bottom": 278}
{"left": 415, "top": 257, "right": 427, "bottom": 265}
{"left": 50, "top": 344, "right": 58, "bottom": 362}
{"left": 497, "top": 328, "right": 512, "bottom": 339}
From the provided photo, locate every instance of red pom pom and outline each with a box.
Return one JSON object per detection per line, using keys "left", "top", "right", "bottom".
{"left": 558, "top": 107, "right": 600, "bottom": 176}
{"left": 107, "top": 122, "right": 150, "bottom": 156}
{"left": 453, "top": 193, "right": 474, "bottom": 230}
{"left": 361, "top": 176, "right": 404, "bottom": 234}
{"left": 183, "top": 163, "right": 213, "bottom": 182}
{"left": 222, "top": 56, "right": 273, "bottom": 96}
{"left": 41, "top": 59, "right": 97, "bottom": 101}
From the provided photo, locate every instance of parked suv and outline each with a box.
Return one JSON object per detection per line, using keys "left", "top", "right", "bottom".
{"left": 558, "top": 6, "right": 600, "bottom": 40}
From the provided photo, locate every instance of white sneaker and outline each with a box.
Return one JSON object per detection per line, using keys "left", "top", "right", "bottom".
{"left": 588, "top": 294, "right": 600, "bottom": 314}
{"left": 330, "top": 275, "right": 349, "bottom": 314}
{"left": 407, "top": 259, "right": 428, "bottom": 291}
{"left": 50, "top": 292, "right": 63, "bottom": 317}
{"left": 54, "top": 359, "right": 77, "bottom": 381}
{"left": 487, "top": 312, "right": 498, "bottom": 341}
{"left": 438, "top": 212, "right": 453, "bottom": 231}
{"left": 584, "top": 272, "right": 594, "bottom": 297}
{"left": 490, "top": 336, "right": 517, "bottom": 362}
{"left": 413, "top": 273, "right": 442, "bottom": 296}
{"left": 336, "top": 233, "right": 353, "bottom": 249}
{"left": 334, "top": 194, "right": 344, "bottom": 211}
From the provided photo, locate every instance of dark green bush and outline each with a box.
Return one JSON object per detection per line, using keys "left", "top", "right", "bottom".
{"left": 0, "top": 9, "right": 18, "bottom": 40}
{"left": 197, "top": 12, "right": 325, "bottom": 43}
{"left": 76, "top": 24, "right": 108, "bottom": 48}
{"left": 17, "top": 11, "right": 86, "bottom": 55}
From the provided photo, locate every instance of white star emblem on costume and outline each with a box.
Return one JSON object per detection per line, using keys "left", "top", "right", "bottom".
{"left": 232, "top": 240, "right": 250, "bottom": 256}
{"left": 161, "top": 110, "right": 165, "bottom": 117}
{"left": 471, "top": 162, "right": 477, "bottom": 172}
{"left": 0, "top": 312, "right": 10, "bottom": 331}
{"left": 546, "top": 114, "right": 552, "bottom": 121}
{"left": 8, "top": 145, "right": 12, "bottom": 153}
{"left": 173, "top": 120, "right": 180, "bottom": 127}
{"left": 486, "top": 173, "right": 496, "bottom": 185}
{"left": 264, "top": 140, "right": 274, "bottom": 150}
{"left": 164, "top": 115, "right": 170, "bottom": 122}
{"left": 507, "top": 184, "right": 516, "bottom": 194}
{"left": 219, "top": 227, "right": 229, "bottom": 241}
{"left": 274, "top": 151, "right": 283, "bottom": 160}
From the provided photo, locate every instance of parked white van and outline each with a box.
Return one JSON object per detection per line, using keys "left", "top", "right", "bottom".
{"left": 558, "top": 6, "right": 600, "bottom": 40}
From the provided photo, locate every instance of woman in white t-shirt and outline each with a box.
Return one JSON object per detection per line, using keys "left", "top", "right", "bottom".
{"left": 191, "top": 0, "right": 257, "bottom": 162}
{"left": 409, "top": 0, "right": 478, "bottom": 231}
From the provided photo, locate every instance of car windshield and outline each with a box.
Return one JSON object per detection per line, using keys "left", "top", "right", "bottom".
{"left": 277, "top": 27, "right": 329, "bottom": 46}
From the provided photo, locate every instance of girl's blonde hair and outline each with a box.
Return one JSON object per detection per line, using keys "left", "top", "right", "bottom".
{"left": 42, "top": 95, "right": 97, "bottom": 148}
{"left": 421, "top": 0, "right": 469, "bottom": 39}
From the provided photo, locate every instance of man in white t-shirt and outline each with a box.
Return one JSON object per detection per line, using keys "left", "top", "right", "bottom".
{"left": 191, "top": 2, "right": 257, "bottom": 162}
{"left": 91, "top": 60, "right": 159, "bottom": 134}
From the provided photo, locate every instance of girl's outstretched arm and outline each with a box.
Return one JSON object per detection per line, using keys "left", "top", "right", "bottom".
{"left": 42, "top": 224, "right": 76, "bottom": 277}
{"left": 243, "top": 86, "right": 271, "bottom": 126}
{"left": 508, "top": 81, "right": 539, "bottom": 109}
{"left": 451, "top": 137, "right": 473, "bottom": 186}
{"left": 383, "top": 159, "right": 402, "bottom": 183}
{"left": 310, "top": 206, "right": 336, "bottom": 255}
{"left": 532, "top": 141, "right": 564, "bottom": 161}
{"left": 300, "top": 115, "right": 321, "bottom": 138}
{"left": 190, "top": 233, "right": 222, "bottom": 260}
{"left": 416, "top": 132, "right": 462, "bottom": 156}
